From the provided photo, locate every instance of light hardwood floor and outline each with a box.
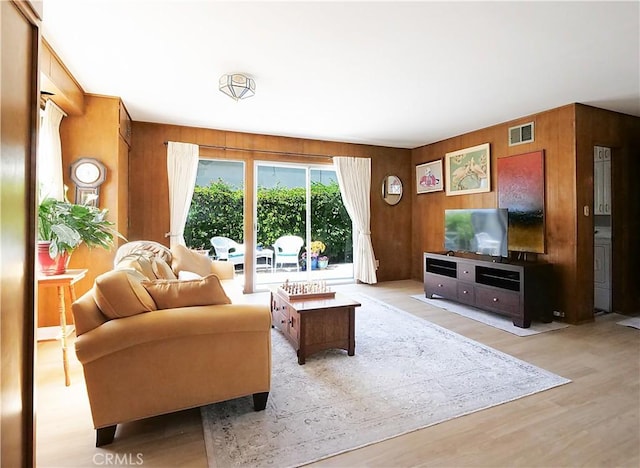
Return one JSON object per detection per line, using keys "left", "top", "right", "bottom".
{"left": 36, "top": 280, "right": 639, "bottom": 467}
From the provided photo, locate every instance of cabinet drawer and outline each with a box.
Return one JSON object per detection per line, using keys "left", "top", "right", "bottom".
{"left": 288, "top": 308, "right": 300, "bottom": 343}
{"left": 456, "top": 282, "right": 475, "bottom": 306}
{"left": 475, "top": 287, "right": 520, "bottom": 316}
{"left": 271, "top": 295, "right": 287, "bottom": 331}
{"left": 457, "top": 263, "right": 475, "bottom": 282}
{"left": 425, "top": 273, "right": 457, "bottom": 299}
{"left": 272, "top": 309, "right": 287, "bottom": 331}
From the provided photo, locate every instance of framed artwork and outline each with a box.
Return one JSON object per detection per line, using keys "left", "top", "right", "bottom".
{"left": 498, "top": 150, "right": 545, "bottom": 253}
{"left": 416, "top": 160, "right": 443, "bottom": 194}
{"left": 445, "top": 143, "right": 490, "bottom": 196}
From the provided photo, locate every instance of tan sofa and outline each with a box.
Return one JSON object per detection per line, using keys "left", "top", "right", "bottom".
{"left": 71, "top": 241, "right": 271, "bottom": 446}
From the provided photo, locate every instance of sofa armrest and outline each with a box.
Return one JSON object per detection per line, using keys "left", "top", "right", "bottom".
{"left": 72, "top": 289, "right": 109, "bottom": 336}
{"left": 210, "top": 260, "right": 234, "bottom": 280}
{"left": 74, "top": 303, "right": 270, "bottom": 364}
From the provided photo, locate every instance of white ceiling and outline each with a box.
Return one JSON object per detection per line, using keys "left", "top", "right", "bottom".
{"left": 42, "top": 1, "right": 639, "bottom": 149}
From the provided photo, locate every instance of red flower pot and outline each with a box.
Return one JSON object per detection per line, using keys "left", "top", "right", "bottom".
{"left": 37, "top": 241, "right": 70, "bottom": 276}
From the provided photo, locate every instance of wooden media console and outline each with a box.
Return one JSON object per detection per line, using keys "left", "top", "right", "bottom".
{"left": 423, "top": 252, "right": 554, "bottom": 328}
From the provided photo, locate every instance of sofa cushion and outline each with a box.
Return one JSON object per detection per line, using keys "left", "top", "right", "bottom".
{"left": 116, "top": 254, "right": 156, "bottom": 280}
{"left": 94, "top": 270, "right": 157, "bottom": 319}
{"left": 170, "top": 244, "right": 213, "bottom": 277}
{"left": 152, "top": 257, "right": 177, "bottom": 280}
{"left": 178, "top": 270, "right": 202, "bottom": 281}
{"left": 114, "top": 240, "right": 172, "bottom": 265}
{"left": 141, "top": 274, "right": 231, "bottom": 310}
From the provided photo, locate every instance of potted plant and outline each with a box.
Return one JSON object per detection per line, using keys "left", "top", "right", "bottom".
{"left": 299, "top": 240, "right": 328, "bottom": 270}
{"left": 309, "top": 241, "right": 326, "bottom": 270}
{"left": 317, "top": 255, "right": 329, "bottom": 269}
{"left": 37, "top": 196, "right": 122, "bottom": 275}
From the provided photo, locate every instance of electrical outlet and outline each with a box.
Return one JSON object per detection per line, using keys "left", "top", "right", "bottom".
{"left": 375, "top": 259, "right": 380, "bottom": 268}
{"left": 553, "top": 310, "right": 565, "bottom": 318}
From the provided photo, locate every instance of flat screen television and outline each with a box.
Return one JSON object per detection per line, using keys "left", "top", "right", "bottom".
{"left": 444, "top": 208, "right": 508, "bottom": 257}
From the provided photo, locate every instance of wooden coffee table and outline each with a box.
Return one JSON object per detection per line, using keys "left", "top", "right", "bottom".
{"left": 270, "top": 289, "right": 361, "bottom": 364}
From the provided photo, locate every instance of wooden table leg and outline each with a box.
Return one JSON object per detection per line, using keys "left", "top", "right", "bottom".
{"left": 57, "top": 285, "right": 70, "bottom": 386}
{"left": 298, "top": 315, "right": 306, "bottom": 365}
{"left": 348, "top": 307, "right": 355, "bottom": 356}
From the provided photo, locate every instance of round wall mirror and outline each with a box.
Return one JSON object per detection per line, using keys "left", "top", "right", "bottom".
{"left": 382, "top": 175, "right": 403, "bottom": 205}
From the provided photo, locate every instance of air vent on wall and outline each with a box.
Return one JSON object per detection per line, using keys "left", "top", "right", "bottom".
{"left": 508, "top": 122, "right": 534, "bottom": 146}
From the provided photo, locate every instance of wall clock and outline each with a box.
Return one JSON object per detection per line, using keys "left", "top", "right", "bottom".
{"left": 70, "top": 157, "right": 106, "bottom": 206}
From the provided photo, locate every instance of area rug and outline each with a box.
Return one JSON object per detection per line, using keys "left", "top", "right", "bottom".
{"left": 201, "top": 294, "right": 570, "bottom": 467}
{"left": 617, "top": 316, "right": 640, "bottom": 330}
{"left": 411, "top": 294, "right": 569, "bottom": 336}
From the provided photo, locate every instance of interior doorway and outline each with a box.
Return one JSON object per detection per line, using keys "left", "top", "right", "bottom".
{"left": 593, "top": 145, "right": 612, "bottom": 314}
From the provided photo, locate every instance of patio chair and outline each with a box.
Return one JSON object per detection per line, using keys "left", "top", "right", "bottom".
{"left": 273, "top": 235, "right": 304, "bottom": 271}
{"left": 210, "top": 236, "right": 245, "bottom": 266}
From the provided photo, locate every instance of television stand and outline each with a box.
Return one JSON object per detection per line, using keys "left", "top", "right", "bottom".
{"left": 423, "top": 252, "right": 553, "bottom": 328}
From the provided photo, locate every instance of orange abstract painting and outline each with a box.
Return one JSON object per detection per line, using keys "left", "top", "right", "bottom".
{"left": 497, "top": 150, "right": 545, "bottom": 253}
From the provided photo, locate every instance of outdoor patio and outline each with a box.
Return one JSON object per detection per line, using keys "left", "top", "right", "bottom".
{"left": 232, "top": 261, "right": 354, "bottom": 287}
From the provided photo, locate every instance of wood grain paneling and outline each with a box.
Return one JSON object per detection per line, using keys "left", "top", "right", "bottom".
{"left": 575, "top": 104, "right": 640, "bottom": 317}
{"left": 118, "top": 100, "right": 132, "bottom": 146}
{"left": 39, "top": 95, "right": 129, "bottom": 326}
{"left": 1, "top": 1, "right": 39, "bottom": 465}
{"left": 40, "top": 39, "right": 84, "bottom": 115}
{"left": 130, "top": 122, "right": 412, "bottom": 289}
{"left": 117, "top": 134, "right": 130, "bottom": 243}
{"left": 412, "top": 104, "right": 640, "bottom": 324}
{"left": 62, "top": 95, "right": 122, "bottom": 293}
{"left": 413, "top": 107, "right": 577, "bottom": 319}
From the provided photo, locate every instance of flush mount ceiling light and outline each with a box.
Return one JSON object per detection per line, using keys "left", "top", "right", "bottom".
{"left": 219, "top": 73, "right": 255, "bottom": 101}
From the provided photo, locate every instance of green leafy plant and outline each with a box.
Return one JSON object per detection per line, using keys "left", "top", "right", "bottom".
{"left": 38, "top": 197, "right": 122, "bottom": 258}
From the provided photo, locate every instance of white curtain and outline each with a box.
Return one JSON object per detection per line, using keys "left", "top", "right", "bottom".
{"left": 38, "top": 100, "right": 66, "bottom": 202}
{"left": 333, "top": 156, "right": 377, "bottom": 284}
{"left": 166, "top": 141, "right": 199, "bottom": 248}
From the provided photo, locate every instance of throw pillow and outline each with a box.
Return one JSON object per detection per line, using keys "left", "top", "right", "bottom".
{"left": 178, "top": 270, "right": 202, "bottom": 281}
{"left": 152, "top": 257, "right": 177, "bottom": 280}
{"left": 170, "top": 244, "right": 213, "bottom": 277}
{"left": 116, "top": 254, "right": 156, "bottom": 280}
{"left": 115, "top": 240, "right": 172, "bottom": 265}
{"left": 141, "top": 274, "right": 231, "bottom": 310}
{"left": 94, "top": 270, "right": 157, "bottom": 319}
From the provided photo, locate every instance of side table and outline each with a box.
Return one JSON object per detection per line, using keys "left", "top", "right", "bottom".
{"left": 37, "top": 268, "right": 88, "bottom": 386}
{"left": 256, "top": 248, "right": 274, "bottom": 271}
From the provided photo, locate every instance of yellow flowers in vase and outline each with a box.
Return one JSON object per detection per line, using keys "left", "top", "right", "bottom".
{"left": 309, "top": 241, "right": 326, "bottom": 256}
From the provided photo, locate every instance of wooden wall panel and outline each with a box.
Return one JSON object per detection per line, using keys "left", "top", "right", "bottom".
{"left": 38, "top": 95, "right": 125, "bottom": 326}
{"left": 412, "top": 105, "right": 580, "bottom": 322}
{"left": 412, "top": 104, "right": 640, "bottom": 324}
{"left": 575, "top": 104, "right": 640, "bottom": 317}
{"left": 117, "top": 134, "right": 129, "bottom": 243}
{"left": 39, "top": 39, "right": 84, "bottom": 115}
{"left": 1, "top": 2, "right": 39, "bottom": 465}
{"left": 370, "top": 145, "right": 413, "bottom": 281}
{"left": 129, "top": 122, "right": 412, "bottom": 288}
{"left": 62, "top": 95, "right": 121, "bottom": 287}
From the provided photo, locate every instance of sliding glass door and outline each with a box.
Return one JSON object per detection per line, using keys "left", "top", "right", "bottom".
{"left": 184, "top": 158, "right": 245, "bottom": 286}
{"left": 254, "top": 162, "right": 353, "bottom": 289}
{"left": 184, "top": 158, "right": 353, "bottom": 291}
{"left": 308, "top": 168, "right": 353, "bottom": 281}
